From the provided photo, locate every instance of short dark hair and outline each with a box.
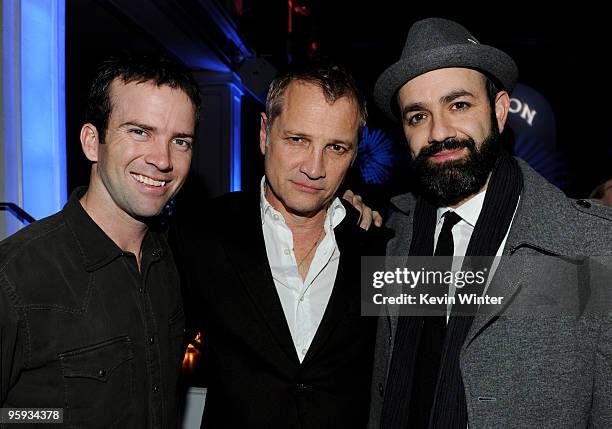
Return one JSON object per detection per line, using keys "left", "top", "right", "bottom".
{"left": 265, "top": 61, "right": 367, "bottom": 138}
{"left": 85, "top": 53, "right": 201, "bottom": 143}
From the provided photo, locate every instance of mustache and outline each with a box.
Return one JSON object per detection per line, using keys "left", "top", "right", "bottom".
{"left": 416, "top": 138, "right": 476, "bottom": 160}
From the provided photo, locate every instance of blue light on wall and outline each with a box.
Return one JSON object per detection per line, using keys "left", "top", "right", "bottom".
{"left": 358, "top": 126, "right": 395, "bottom": 185}
{"left": 2, "top": 0, "right": 22, "bottom": 234}
{"left": 2, "top": 0, "right": 66, "bottom": 231}
{"left": 229, "top": 83, "right": 243, "bottom": 191}
{"left": 20, "top": 0, "right": 67, "bottom": 219}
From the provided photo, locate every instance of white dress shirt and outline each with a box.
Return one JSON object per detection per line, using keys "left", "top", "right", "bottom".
{"left": 260, "top": 178, "right": 346, "bottom": 362}
{"left": 434, "top": 189, "right": 520, "bottom": 316}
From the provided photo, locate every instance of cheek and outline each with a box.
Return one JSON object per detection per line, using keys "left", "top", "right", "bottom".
{"left": 457, "top": 111, "right": 491, "bottom": 140}
{"left": 326, "top": 157, "right": 351, "bottom": 183}
{"left": 403, "top": 128, "right": 425, "bottom": 156}
{"left": 105, "top": 143, "right": 141, "bottom": 171}
{"left": 271, "top": 146, "right": 302, "bottom": 172}
{"left": 173, "top": 153, "right": 192, "bottom": 178}
{"left": 406, "top": 137, "right": 424, "bottom": 158}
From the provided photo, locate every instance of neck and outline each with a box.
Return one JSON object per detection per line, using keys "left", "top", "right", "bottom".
{"left": 80, "top": 180, "right": 148, "bottom": 267}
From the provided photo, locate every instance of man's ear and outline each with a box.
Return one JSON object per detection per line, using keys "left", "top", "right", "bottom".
{"left": 80, "top": 123, "right": 100, "bottom": 162}
{"left": 494, "top": 91, "right": 511, "bottom": 133}
{"left": 259, "top": 112, "right": 268, "bottom": 155}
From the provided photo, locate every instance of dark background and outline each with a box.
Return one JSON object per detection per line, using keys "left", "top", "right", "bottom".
{"left": 66, "top": 1, "right": 609, "bottom": 203}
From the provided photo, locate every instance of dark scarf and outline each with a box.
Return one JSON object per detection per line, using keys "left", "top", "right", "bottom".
{"left": 381, "top": 152, "right": 523, "bottom": 429}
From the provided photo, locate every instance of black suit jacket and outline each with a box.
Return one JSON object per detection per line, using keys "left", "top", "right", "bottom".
{"left": 175, "top": 191, "right": 384, "bottom": 429}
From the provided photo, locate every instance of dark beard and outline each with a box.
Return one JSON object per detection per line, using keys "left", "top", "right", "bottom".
{"left": 411, "top": 116, "right": 501, "bottom": 207}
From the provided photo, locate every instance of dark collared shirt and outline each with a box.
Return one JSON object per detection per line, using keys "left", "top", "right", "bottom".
{"left": 0, "top": 188, "right": 185, "bottom": 428}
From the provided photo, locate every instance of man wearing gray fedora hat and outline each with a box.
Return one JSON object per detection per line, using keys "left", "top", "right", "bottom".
{"left": 368, "top": 17, "right": 612, "bottom": 428}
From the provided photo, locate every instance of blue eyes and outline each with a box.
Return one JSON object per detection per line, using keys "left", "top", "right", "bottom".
{"left": 130, "top": 128, "right": 147, "bottom": 138}
{"left": 128, "top": 129, "right": 192, "bottom": 150}
{"left": 173, "top": 139, "right": 192, "bottom": 151}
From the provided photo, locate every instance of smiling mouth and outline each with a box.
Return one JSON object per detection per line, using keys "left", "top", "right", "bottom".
{"left": 131, "top": 173, "right": 167, "bottom": 187}
{"left": 429, "top": 147, "right": 466, "bottom": 161}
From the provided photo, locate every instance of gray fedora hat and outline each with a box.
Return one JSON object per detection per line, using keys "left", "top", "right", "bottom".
{"left": 374, "top": 17, "right": 518, "bottom": 121}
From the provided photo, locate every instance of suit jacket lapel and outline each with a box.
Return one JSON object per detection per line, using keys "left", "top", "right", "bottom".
{"left": 465, "top": 159, "right": 575, "bottom": 346}
{"left": 222, "top": 193, "right": 300, "bottom": 366}
{"left": 304, "top": 202, "right": 366, "bottom": 364}
{"left": 385, "top": 195, "right": 416, "bottom": 338}
{"left": 387, "top": 160, "right": 577, "bottom": 348}
{"left": 302, "top": 214, "right": 357, "bottom": 364}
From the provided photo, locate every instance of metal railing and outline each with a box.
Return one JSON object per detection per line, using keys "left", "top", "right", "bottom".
{"left": 0, "top": 202, "right": 36, "bottom": 225}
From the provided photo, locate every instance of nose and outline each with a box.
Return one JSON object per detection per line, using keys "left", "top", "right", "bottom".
{"left": 299, "top": 146, "right": 326, "bottom": 180}
{"left": 145, "top": 138, "right": 172, "bottom": 172}
{"left": 428, "top": 113, "right": 456, "bottom": 144}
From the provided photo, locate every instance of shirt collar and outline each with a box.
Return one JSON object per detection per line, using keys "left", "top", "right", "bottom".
{"left": 260, "top": 176, "right": 275, "bottom": 224}
{"left": 259, "top": 176, "right": 346, "bottom": 230}
{"left": 62, "top": 186, "right": 163, "bottom": 272}
{"left": 436, "top": 187, "right": 487, "bottom": 228}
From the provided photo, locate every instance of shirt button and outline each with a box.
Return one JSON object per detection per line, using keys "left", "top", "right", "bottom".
{"left": 98, "top": 369, "right": 107, "bottom": 378}
{"left": 138, "top": 287, "right": 144, "bottom": 293}
{"left": 273, "top": 214, "right": 279, "bottom": 220}
{"left": 149, "top": 336, "right": 155, "bottom": 344}
{"left": 284, "top": 248, "right": 291, "bottom": 255}
{"left": 299, "top": 296, "right": 304, "bottom": 302}
{"left": 378, "top": 383, "right": 384, "bottom": 397}
{"left": 152, "top": 384, "right": 159, "bottom": 393}
{"left": 301, "top": 348, "right": 307, "bottom": 355}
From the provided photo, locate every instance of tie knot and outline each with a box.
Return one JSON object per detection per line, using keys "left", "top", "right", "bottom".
{"left": 442, "top": 211, "right": 462, "bottom": 230}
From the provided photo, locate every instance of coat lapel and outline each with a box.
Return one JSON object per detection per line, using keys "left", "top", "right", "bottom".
{"left": 386, "top": 159, "right": 579, "bottom": 348}
{"left": 302, "top": 210, "right": 359, "bottom": 364}
{"left": 465, "top": 159, "right": 576, "bottom": 346}
{"left": 385, "top": 195, "right": 416, "bottom": 337}
{"left": 222, "top": 193, "right": 299, "bottom": 366}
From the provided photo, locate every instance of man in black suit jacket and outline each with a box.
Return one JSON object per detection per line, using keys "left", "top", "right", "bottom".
{"left": 177, "top": 63, "right": 383, "bottom": 428}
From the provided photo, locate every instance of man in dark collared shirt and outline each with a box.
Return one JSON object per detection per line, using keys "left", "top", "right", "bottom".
{"left": 0, "top": 54, "right": 200, "bottom": 428}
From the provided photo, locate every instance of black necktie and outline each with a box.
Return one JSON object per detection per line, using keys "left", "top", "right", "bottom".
{"left": 409, "top": 210, "right": 462, "bottom": 428}
{"left": 434, "top": 211, "right": 461, "bottom": 257}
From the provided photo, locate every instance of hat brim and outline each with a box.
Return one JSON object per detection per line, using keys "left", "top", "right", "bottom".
{"left": 374, "top": 43, "right": 518, "bottom": 122}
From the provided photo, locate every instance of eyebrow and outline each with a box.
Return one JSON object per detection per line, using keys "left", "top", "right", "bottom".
{"left": 440, "top": 90, "right": 475, "bottom": 105}
{"left": 284, "top": 129, "right": 309, "bottom": 138}
{"left": 173, "top": 132, "right": 196, "bottom": 140}
{"left": 120, "top": 121, "right": 195, "bottom": 139}
{"left": 401, "top": 102, "right": 427, "bottom": 117}
{"left": 401, "top": 90, "right": 476, "bottom": 118}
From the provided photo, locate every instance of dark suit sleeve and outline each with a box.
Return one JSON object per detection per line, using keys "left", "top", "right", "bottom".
{"left": 0, "top": 276, "right": 22, "bottom": 404}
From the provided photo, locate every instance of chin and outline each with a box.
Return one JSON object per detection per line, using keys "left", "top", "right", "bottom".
{"left": 285, "top": 201, "right": 324, "bottom": 217}
{"left": 132, "top": 203, "right": 167, "bottom": 219}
